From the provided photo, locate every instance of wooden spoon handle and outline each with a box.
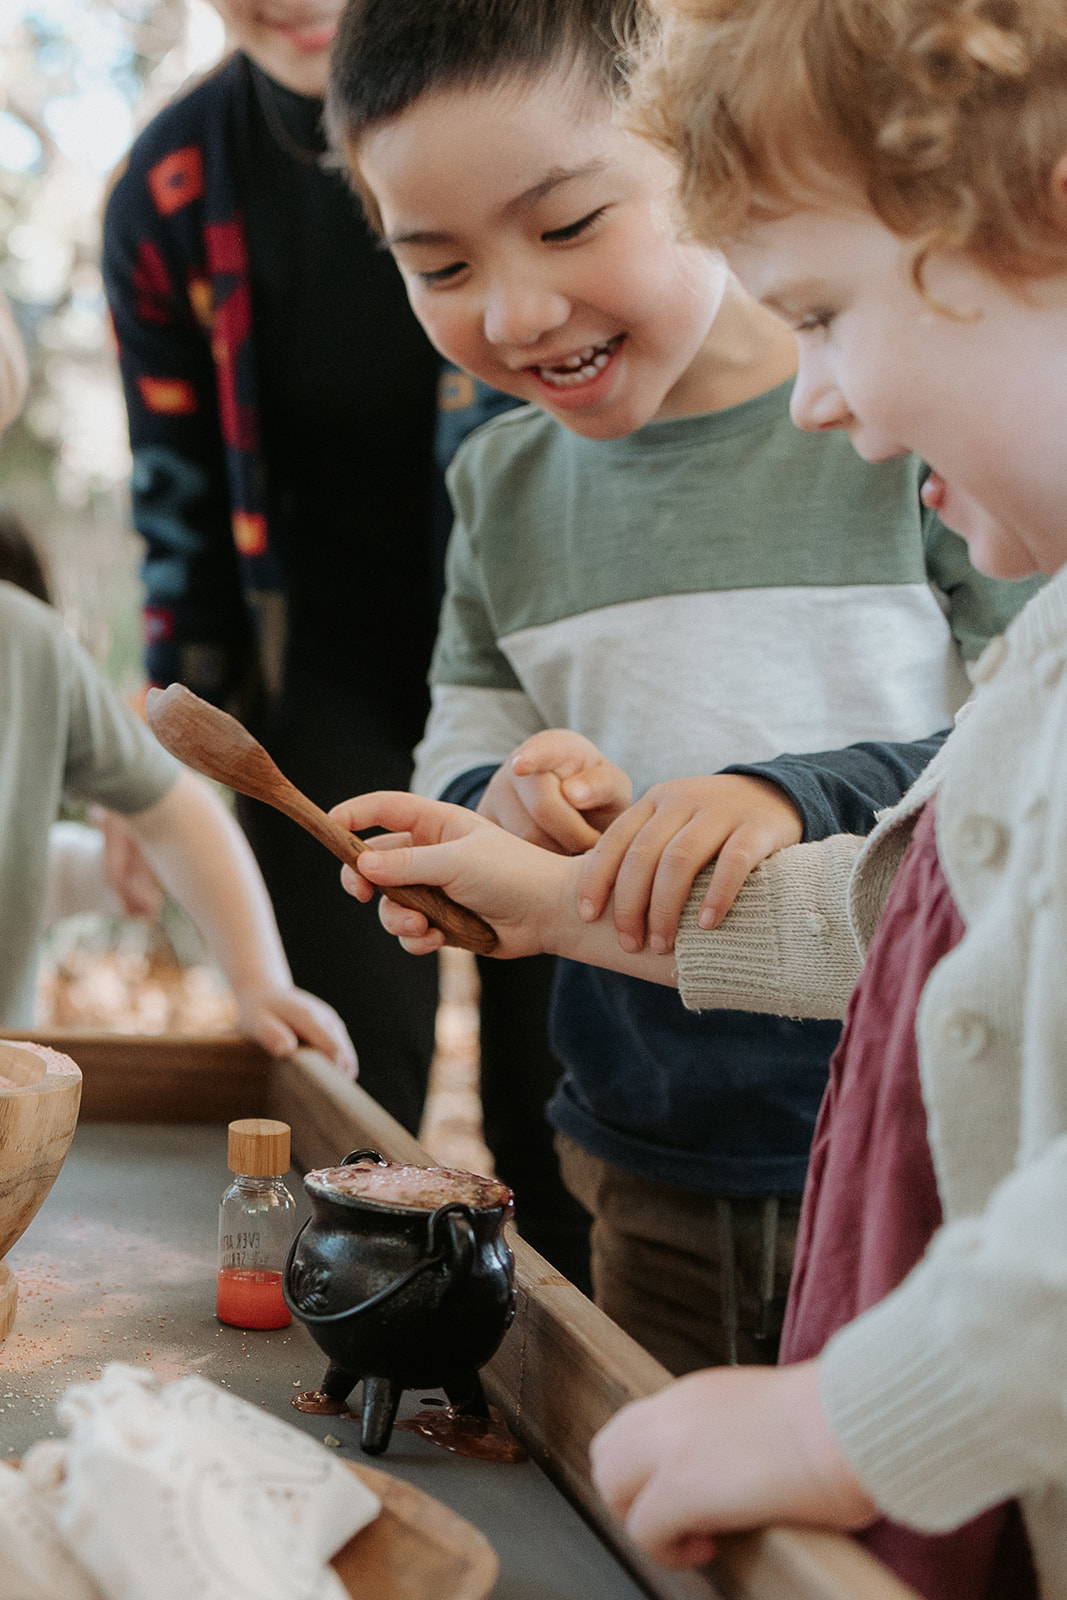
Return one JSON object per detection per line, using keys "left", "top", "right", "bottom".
{"left": 260, "top": 770, "right": 500, "bottom": 957}
{"left": 145, "top": 685, "right": 498, "bottom": 956}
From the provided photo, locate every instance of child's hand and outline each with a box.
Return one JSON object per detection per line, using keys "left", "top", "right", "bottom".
{"left": 590, "top": 1362, "right": 876, "bottom": 1569}
{"left": 577, "top": 774, "right": 804, "bottom": 953}
{"left": 234, "top": 983, "right": 358, "bottom": 1078}
{"left": 477, "top": 730, "right": 633, "bottom": 853}
{"left": 330, "top": 791, "right": 577, "bottom": 959}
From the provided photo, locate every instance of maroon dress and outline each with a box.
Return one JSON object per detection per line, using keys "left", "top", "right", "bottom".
{"left": 780, "top": 803, "right": 1035, "bottom": 1600}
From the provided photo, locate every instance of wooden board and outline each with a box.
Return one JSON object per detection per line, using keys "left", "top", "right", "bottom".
{"left": 0, "top": 1260, "right": 15, "bottom": 1342}
{"left": 336, "top": 1462, "right": 498, "bottom": 1600}
{"left": 32, "top": 1034, "right": 917, "bottom": 1600}
{"left": 3, "top": 1031, "right": 271, "bottom": 1124}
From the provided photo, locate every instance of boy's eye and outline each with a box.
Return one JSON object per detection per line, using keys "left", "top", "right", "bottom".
{"left": 542, "top": 207, "right": 608, "bottom": 244}
{"left": 416, "top": 261, "right": 467, "bottom": 286}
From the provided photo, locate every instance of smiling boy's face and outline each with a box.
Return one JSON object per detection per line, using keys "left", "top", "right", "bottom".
{"left": 355, "top": 71, "right": 731, "bottom": 439}
{"left": 729, "top": 204, "right": 1067, "bottom": 580}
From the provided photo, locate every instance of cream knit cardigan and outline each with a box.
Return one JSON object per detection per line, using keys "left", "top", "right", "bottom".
{"left": 675, "top": 565, "right": 1067, "bottom": 1595}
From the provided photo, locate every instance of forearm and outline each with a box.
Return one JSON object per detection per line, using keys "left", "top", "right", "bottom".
{"left": 128, "top": 773, "right": 291, "bottom": 992}
{"left": 674, "top": 834, "right": 865, "bottom": 1017}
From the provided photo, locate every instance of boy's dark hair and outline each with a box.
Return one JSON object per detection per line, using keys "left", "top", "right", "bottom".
{"left": 0, "top": 508, "right": 52, "bottom": 605}
{"left": 327, "top": 0, "right": 651, "bottom": 224}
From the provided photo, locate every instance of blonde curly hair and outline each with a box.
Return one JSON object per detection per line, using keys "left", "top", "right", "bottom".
{"left": 629, "top": 0, "right": 1067, "bottom": 282}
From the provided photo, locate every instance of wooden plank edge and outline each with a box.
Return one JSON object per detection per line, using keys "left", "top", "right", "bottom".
{"left": 3, "top": 1031, "right": 272, "bottom": 1123}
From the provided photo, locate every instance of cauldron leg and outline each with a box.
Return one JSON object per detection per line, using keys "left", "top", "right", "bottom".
{"left": 360, "top": 1374, "right": 401, "bottom": 1455}
{"left": 444, "top": 1371, "right": 490, "bottom": 1419}
{"left": 320, "top": 1361, "right": 358, "bottom": 1406}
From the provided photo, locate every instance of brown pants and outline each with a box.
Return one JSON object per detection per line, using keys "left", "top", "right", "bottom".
{"left": 556, "top": 1134, "right": 801, "bottom": 1375}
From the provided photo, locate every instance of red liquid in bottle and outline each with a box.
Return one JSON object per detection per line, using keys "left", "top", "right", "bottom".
{"left": 216, "top": 1267, "right": 291, "bottom": 1330}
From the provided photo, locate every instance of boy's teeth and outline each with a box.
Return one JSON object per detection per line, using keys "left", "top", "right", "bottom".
{"left": 538, "top": 339, "right": 617, "bottom": 388}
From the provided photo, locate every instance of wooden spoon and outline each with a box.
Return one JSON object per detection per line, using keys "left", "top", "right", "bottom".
{"left": 145, "top": 683, "right": 498, "bottom": 956}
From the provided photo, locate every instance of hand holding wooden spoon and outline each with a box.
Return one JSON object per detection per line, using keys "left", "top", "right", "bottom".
{"left": 145, "top": 684, "right": 498, "bottom": 956}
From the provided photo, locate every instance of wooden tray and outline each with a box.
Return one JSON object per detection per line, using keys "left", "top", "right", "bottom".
{"left": 11, "top": 1458, "right": 497, "bottom": 1600}
{"left": 334, "top": 1463, "right": 498, "bottom": 1600}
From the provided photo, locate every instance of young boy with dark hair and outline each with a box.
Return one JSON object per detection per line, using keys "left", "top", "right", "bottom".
{"left": 326, "top": 0, "right": 1036, "bottom": 1372}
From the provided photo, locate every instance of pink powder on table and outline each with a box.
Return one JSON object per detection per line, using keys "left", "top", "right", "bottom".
{"left": 2, "top": 1225, "right": 209, "bottom": 1395}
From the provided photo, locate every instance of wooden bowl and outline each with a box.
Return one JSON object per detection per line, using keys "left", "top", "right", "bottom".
{"left": 0, "top": 1039, "right": 82, "bottom": 1340}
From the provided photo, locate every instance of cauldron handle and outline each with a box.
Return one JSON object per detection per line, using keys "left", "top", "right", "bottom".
{"left": 433, "top": 1203, "right": 476, "bottom": 1289}
{"left": 283, "top": 1201, "right": 477, "bottom": 1324}
{"left": 340, "top": 1149, "right": 386, "bottom": 1166}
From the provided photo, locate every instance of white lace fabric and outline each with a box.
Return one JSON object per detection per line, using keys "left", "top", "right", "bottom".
{"left": 1, "top": 1364, "right": 379, "bottom": 1600}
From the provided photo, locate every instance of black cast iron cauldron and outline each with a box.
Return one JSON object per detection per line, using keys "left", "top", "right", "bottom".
{"left": 283, "top": 1150, "right": 516, "bottom": 1454}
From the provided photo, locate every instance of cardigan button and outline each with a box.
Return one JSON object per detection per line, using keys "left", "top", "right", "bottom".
{"left": 804, "top": 911, "right": 829, "bottom": 938}
{"left": 955, "top": 814, "right": 1007, "bottom": 867}
{"left": 940, "top": 1009, "right": 990, "bottom": 1061}
{"left": 971, "top": 635, "right": 1008, "bottom": 683}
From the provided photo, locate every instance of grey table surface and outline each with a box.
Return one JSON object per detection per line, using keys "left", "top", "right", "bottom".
{"left": 1, "top": 1123, "right": 646, "bottom": 1599}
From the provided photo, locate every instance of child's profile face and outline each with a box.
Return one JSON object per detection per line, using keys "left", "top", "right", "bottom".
{"left": 729, "top": 206, "right": 1067, "bottom": 579}
{"left": 356, "top": 71, "right": 731, "bottom": 440}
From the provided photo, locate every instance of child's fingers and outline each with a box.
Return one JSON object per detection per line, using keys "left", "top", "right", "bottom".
{"left": 626, "top": 1479, "right": 719, "bottom": 1570}
{"left": 357, "top": 841, "right": 451, "bottom": 888}
{"left": 392, "top": 922, "right": 446, "bottom": 957}
{"left": 480, "top": 776, "right": 577, "bottom": 851}
{"left": 377, "top": 893, "right": 445, "bottom": 954}
{"left": 511, "top": 729, "right": 598, "bottom": 778}
{"left": 515, "top": 772, "right": 601, "bottom": 853}
{"left": 589, "top": 1409, "right": 650, "bottom": 1521}
{"left": 576, "top": 802, "right": 652, "bottom": 918}
{"left": 610, "top": 811, "right": 698, "bottom": 950}
{"left": 698, "top": 826, "right": 776, "bottom": 930}
{"left": 561, "top": 760, "right": 632, "bottom": 815}
{"left": 662, "top": 1533, "right": 719, "bottom": 1569}
{"left": 253, "top": 1014, "right": 300, "bottom": 1059}
{"left": 340, "top": 863, "right": 376, "bottom": 902}
{"left": 329, "top": 790, "right": 456, "bottom": 842}
{"left": 378, "top": 895, "right": 432, "bottom": 941}
{"left": 644, "top": 819, "right": 724, "bottom": 952}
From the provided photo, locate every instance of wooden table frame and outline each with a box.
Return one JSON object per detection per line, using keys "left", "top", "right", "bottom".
{"left": 14, "top": 1031, "right": 917, "bottom": 1600}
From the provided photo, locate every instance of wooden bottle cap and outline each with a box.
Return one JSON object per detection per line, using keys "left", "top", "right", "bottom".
{"left": 227, "top": 1118, "right": 291, "bottom": 1176}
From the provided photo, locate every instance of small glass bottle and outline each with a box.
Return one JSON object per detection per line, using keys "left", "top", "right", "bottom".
{"left": 216, "top": 1118, "right": 295, "bottom": 1330}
